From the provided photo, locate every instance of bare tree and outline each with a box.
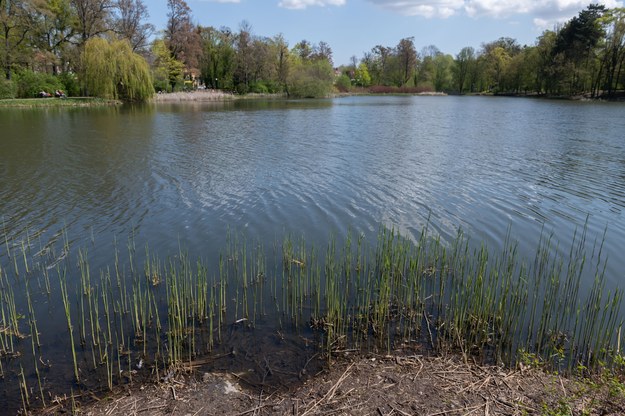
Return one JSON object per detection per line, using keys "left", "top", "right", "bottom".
{"left": 315, "top": 40, "right": 333, "bottom": 65}
{"left": 234, "top": 20, "right": 252, "bottom": 90}
{"left": 396, "top": 37, "right": 417, "bottom": 86}
{"left": 71, "top": 0, "right": 114, "bottom": 44}
{"left": 165, "top": 0, "right": 200, "bottom": 71}
{"left": 114, "top": 0, "right": 154, "bottom": 52}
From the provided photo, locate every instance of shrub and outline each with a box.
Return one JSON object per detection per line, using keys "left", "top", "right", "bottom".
{"left": 58, "top": 72, "right": 80, "bottom": 97}
{"left": 183, "top": 80, "right": 194, "bottom": 91}
{"left": 334, "top": 74, "right": 352, "bottom": 92}
{"left": 14, "top": 70, "right": 64, "bottom": 98}
{"left": 0, "top": 79, "right": 17, "bottom": 99}
{"left": 288, "top": 59, "right": 334, "bottom": 98}
{"left": 249, "top": 82, "right": 269, "bottom": 94}
{"left": 153, "top": 79, "right": 171, "bottom": 93}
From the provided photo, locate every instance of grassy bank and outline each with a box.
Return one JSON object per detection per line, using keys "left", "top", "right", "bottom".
{"left": 0, "top": 97, "right": 121, "bottom": 107}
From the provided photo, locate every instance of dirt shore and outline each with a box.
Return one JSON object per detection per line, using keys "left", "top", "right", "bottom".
{"left": 36, "top": 350, "right": 624, "bottom": 416}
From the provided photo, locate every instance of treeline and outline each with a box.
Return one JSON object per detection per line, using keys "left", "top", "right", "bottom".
{"left": 1, "top": 1, "right": 623, "bottom": 101}
{"left": 0, "top": 0, "right": 335, "bottom": 101}
{"left": 345, "top": 4, "right": 625, "bottom": 98}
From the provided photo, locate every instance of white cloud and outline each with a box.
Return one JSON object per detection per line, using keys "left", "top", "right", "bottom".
{"left": 367, "top": 0, "right": 464, "bottom": 18}
{"left": 368, "top": 0, "right": 623, "bottom": 22}
{"left": 278, "top": 0, "right": 346, "bottom": 10}
{"left": 465, "top": 0, "right": 622, "bottom": 18}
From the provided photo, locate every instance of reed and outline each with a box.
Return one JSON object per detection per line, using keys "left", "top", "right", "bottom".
{"left": 0, "top": 223, "right": 623, "bottom": 414}
{"left": 59, "top": 267, "right": 80, "bottom": 382}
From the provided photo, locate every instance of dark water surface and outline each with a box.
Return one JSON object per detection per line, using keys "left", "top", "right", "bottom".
{"left": 1, "top": 95, "right": 625, "bottom": 411}
{"left": 2, "top": 96, "right": 624, "bottom": 280}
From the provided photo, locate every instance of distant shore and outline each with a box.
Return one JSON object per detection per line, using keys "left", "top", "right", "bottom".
{"left": 0, "top": 97, "right": 121, "bottom": 107}
{"left": 151, "top": 90, "right": 237, "bottom": 102}
{"left": 151, "top": 90, "right": 288, "bottom": 102}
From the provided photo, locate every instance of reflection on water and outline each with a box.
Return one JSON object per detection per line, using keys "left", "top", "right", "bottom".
{"left": 2, "top": 96, "right": 625, "bottom": 280}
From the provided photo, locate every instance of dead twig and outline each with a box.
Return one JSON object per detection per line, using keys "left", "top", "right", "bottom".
{"left": 426, "top": 403, "right": 484, "bottom": 416}
{"left": 301, "top": 363, "right": 355, "bottom": 416}
{"left": 232, "top": 404, "right": 268, "bottom": 416}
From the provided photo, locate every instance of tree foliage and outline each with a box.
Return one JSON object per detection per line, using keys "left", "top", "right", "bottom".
{"left": 1, "top": 0, "right": 40, "bottom": 80}
{"left": 81, "top": 37, "right": 153, "bottom": 101}
{"left": 151, "top": 38, "right": 184, "bottom": 91}
{"left": 287, "top": 50, "right": 333, "bottom": 98}
{"left": 1, "top": 1, "right": 624, "bottom": 100}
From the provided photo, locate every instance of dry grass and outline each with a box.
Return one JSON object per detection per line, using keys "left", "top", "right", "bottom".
{"left": 151, "top": 90, "right": 236, "bottom": 102}
{"left": 37, "top": 351, "right": 625, "bottom": 416}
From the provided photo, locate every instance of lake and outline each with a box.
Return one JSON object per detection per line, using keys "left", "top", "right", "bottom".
{"left": 1, "top": 95, "right": 625, "bottom": 411}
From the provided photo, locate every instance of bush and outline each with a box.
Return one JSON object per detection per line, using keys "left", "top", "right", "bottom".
{"left": 0, "top": 79, "right": 17, "bottom": 99}
{"left": 288, "top": 59, "right": 334, "bottom": 98}
{"left": 334, "top": 74, "right": 352, "bottom": 92}
{"left": 14, "top": 70, "right": 64, "bottom": 98}
{"left": 58, "top": 72, "right": 80, "bottom": 97}
{"left": 235, "top": 83, "right": 249, "bottom": 94}
{"left": 249, "top": 82, "right": 269, "bottom": 94}
{"left": 153, "top": 79, "right": 171, "bottom": 93}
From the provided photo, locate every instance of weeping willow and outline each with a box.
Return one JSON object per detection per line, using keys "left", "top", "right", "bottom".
{"left": 81, "top": 38, "right": 154, "bottom": 102}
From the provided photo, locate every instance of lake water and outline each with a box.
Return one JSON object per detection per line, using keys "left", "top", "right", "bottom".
{"left": 2, "top": 96, "right": 624, "bottom": 281}
{"left": 1, "top": 95, "right": 625, "bottom": 411}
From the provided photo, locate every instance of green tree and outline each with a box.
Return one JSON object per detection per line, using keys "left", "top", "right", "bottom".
{"left": 415, "top": 45, "right": 440, "bottom": 89}
{"left": 1, "top": 0, "right": 40, "bottom": 79}
{"left": 553, "top": 4, "right": 607, "bottom": 94}
{"left": 31, "top": 0, "right": 77, "bottom": 75}
{"left": 354, "top": 62, "right": 371, "bottom": 87}
{"left": 432, "top": 53, "right": 453, "bottom": 91}
{"left": 198, "top": 26, "right": 235, "bottom": 89}
{"left": 334, "top": 73, "right": 350, "bottom": 91}
{"left": 81, "top": 37, "right": 153, "bottom": 101}
{"left": 287, "top": 50, "right": 333, "bottom": 98}
{"left": 453, "top": 46, "right": 476, "bottom": 93}
{"left": 534, "top": 30, "right": 559, "bottom": 93}
{"left": 596, "top": 8, "right": 625, "bottom": 96}
{"left": 480, "top": 46, "right": 512, "bottom": 92}
{"left": 152, "top": 38, "right": 184, "bottom": 91}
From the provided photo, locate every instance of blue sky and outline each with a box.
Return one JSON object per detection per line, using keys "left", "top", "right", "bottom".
{"left": 145, "top": 0, "right": 623, "bottom": 66}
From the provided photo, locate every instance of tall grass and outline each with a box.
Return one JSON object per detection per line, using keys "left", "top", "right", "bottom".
{"left": 0, "top": 224, "right": 623, "bottom": 413}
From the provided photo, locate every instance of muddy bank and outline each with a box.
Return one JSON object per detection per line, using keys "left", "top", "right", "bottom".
{"left": 35, "top": 350, "right": 625, "bottom": 416}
